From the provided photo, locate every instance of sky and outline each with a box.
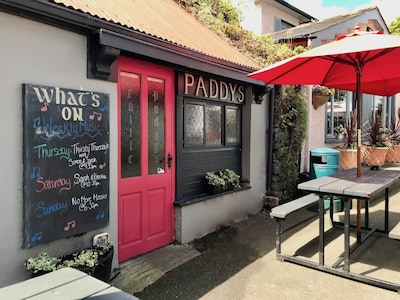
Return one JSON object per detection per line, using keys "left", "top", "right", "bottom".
{"left": 287, "top": 0, "right": 399, "bottom": 25}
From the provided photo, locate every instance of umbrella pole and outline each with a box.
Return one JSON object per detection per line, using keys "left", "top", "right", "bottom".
{"left": 356, "top": 63, "right": 362, "bottom": 240}
{"left": 356, "top": 63, "right": 362, "bottom": 178}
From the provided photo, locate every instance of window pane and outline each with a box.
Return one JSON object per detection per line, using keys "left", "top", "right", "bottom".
{"left": 148, "top": 77, "right": 165, "bottom": 175}
{"left": 120, "top": 71, "right": 140, "bottom": 178}
{"left": 226, "top": 107, "right": 241, "bottom": 143}
{"left": 206, "top": 105, "right": 222, "bottom": 145}
{"left": 185, "top": 103, "right": 204, "bottom": 144}
{"left": 326, "top": 90, "right": 352, "bottom": 138}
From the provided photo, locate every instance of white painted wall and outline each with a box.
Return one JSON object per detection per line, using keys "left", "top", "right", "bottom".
{"left": 0, "top": 12, "right": 117, "bottom": 287}
{"left": 259, "top": 2, "right": 302, "bottom": 34}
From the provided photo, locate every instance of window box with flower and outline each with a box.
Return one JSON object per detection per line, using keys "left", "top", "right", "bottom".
{"left": 204, "top": 169, "right": 241, "bottom": 195}
{"left": 24, "top": 242, "right": 114, "bottom": 282}
{"left": 312, "top": 85, "right": 334, "bottom": 109}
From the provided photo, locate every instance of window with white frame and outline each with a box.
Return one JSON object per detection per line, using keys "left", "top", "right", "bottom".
{"left": 326, "top": 90, "right": 394, "bottom": 140}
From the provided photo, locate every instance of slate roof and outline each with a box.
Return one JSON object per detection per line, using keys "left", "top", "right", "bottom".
{"left": 52, "top": 0, "right": 260, "bottom": 69}
{"left": 268, "top": 6, "right": 382, "bottom": 41}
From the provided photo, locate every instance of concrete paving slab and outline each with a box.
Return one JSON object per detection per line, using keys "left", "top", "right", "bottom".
{"left": 114, "top": 170, "right": 400, "bottom": 299}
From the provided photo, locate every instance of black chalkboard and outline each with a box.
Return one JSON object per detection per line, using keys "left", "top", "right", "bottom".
{"left": 23, "top": 84, "right": 110, "bottom": 248}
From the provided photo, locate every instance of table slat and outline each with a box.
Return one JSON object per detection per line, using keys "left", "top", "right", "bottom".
{"left": 28, "top": 275, "right": 109, "bottom": 300}
{"left": 89, "top": 286, "right": 140, "bottom": 299}
{"left": 0, "top": 268, "right": 86, "bottom": 299}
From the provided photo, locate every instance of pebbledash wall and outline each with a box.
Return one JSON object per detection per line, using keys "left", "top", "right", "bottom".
{"left": 0, "top": 12, "right": 118, "bottom": 287}
{"left": 0, "top": 10, "right": 266, "bottom": 286}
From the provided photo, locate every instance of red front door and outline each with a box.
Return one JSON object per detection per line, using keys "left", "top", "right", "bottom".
{"left": 117, "top": 57, "right": 175, "bottom": 262}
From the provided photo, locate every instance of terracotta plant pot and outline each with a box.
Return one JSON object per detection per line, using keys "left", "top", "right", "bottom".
{"left": 339, "top": 148, "right": 357, "bottom": 170}
{"left": 362, "top": 147, "right": 389, "bottom": 167}
{"left": 385, "top": 145, "right": 400, "bottom": 163}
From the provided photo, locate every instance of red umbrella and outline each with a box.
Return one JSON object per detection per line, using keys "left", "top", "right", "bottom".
{"left": 248, "top": 30, "right": 400, "bottom": 178}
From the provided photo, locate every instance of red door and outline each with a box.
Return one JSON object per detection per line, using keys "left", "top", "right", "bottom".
{"left": 117, "top": 57, "right": 175, "bottom": 262}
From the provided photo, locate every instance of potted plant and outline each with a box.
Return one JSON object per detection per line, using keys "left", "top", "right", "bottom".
{"left": 312, "top": 85, "right": 334, "bottom": 109}
{"left": 334, "top": 124, "right": 346, "bottom": 140}
{"left": 205, "top": 171, "right": 226, "bottom": 194}
{"left": 338, "top": 111, "right": 358, "bottom": 170}
{"left": 221, "top": 169, "right": 241, "bottom": 189}
{"left": 363, "top": 113, "right": 392, "bottom": 168}
{"left": 386, "top": 108, "right": 400, "bottom": 163}
{"left": 25, "top": 252, "right": 60, "bottom": 277}
{"left": 204, "top": 169, "right": 241, "bottom": 194}
{"left": 25, "top": 243, "right": 114, "bottom": 282}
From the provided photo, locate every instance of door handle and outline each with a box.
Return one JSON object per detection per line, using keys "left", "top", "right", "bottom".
{"left": 167, "top": 153, "right": 173, "bottom": 169}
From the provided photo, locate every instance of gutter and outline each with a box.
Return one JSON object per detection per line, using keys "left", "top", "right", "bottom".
{"left": 266, "top": 86, "right": 274, "bottom": 194}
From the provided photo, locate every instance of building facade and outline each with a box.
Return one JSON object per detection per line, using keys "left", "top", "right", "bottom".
{"left": 0, "top": 0, "right": 269, "bottom": 287}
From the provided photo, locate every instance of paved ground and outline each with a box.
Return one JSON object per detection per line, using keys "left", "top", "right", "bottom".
{"left": 110, "top": 186, "right": 400, "bottom": 300}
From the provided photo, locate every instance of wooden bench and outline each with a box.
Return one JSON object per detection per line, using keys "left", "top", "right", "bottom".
{"left": 389, "top": 221, "right": 400, "bottom": 240}
{"left": 270, "top": 193, "right": 320, "bottom": 260}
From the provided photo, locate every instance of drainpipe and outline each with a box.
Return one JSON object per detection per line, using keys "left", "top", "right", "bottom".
{"left": 266, "top": 86, "right": 274, "bottom": 194}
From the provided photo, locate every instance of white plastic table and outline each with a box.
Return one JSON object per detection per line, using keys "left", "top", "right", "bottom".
{"left": 0, "top": 267, "right": 138, "bottom": 299}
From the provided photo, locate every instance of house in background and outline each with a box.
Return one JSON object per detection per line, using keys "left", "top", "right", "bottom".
{"left": 266, "top": 7, "right": 395, "bottom": 176}
{"left": 0, "top": 0, "right": 268, "bottom": 287}
{"left": 232, "top": 0, "right": 316, "bottom": 35}
{"left": 236, "top": 3, "right": 396, "bottom": 192}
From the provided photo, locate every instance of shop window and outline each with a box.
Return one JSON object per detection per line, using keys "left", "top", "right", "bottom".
{"left": 184, "top": 103, "right": 205, "bottom": 145}
{"left": 226, "top": 106, "right": 241, "bottom": 144}
{"left": 183, "top": 101, "right": 239, "bottom": 147}
{"left": 177, "top": 98, "right": 242, "bottom": 201}
{"left": 206, "top": 105, "right": 222, "bottom": 145}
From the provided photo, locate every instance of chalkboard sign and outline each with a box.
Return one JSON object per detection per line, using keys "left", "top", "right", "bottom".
{"left": 23, "top": 84, "right": 110, "bottom": 248}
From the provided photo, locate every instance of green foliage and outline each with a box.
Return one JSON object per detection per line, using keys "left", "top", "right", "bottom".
{"left": 25, "top": 252, "right": 59, "bottom": 273}
{"left": 205, "top": 171, "right": 226, "bottom": 186}
{"left": 175, "top": 0, "right": 301, "bottom": 66}
{"left": 388, "top": 17, "right": 400, "bottom": 35}
{"left": 275, "top": 85, "right": 307, "bottom": 199}
{"left": 221, "top": 169, "right": 241, "bottom": 188}
{"left": 62, "top": 250, "right": 99, "bottom": 268}
{"left": 312, "top": 85, "right": 334, "bottom": 96}
{"left": 25, "top": 243, "right": 113, "bottom": 274}
{"left": 205, "top": 169, "right": 241, "bottom": 188}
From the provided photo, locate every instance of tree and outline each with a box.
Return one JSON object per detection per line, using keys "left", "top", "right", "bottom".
{"left": 175, "top": 0, "right": 303, "bottom": 66}
{"left": 388, "top": 17, "right": 400, "bottom": 35}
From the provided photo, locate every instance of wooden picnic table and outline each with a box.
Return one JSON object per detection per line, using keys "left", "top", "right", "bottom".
{"left": 0, "top": 267, "right": 138, "bottom": 299}
{"left": 293, "top": 167, "right": 400, "bottom": 291}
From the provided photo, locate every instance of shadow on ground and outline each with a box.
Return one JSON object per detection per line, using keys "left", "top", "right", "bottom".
{"left": 134, "top": 208, "right": 317, "bottom": 300}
